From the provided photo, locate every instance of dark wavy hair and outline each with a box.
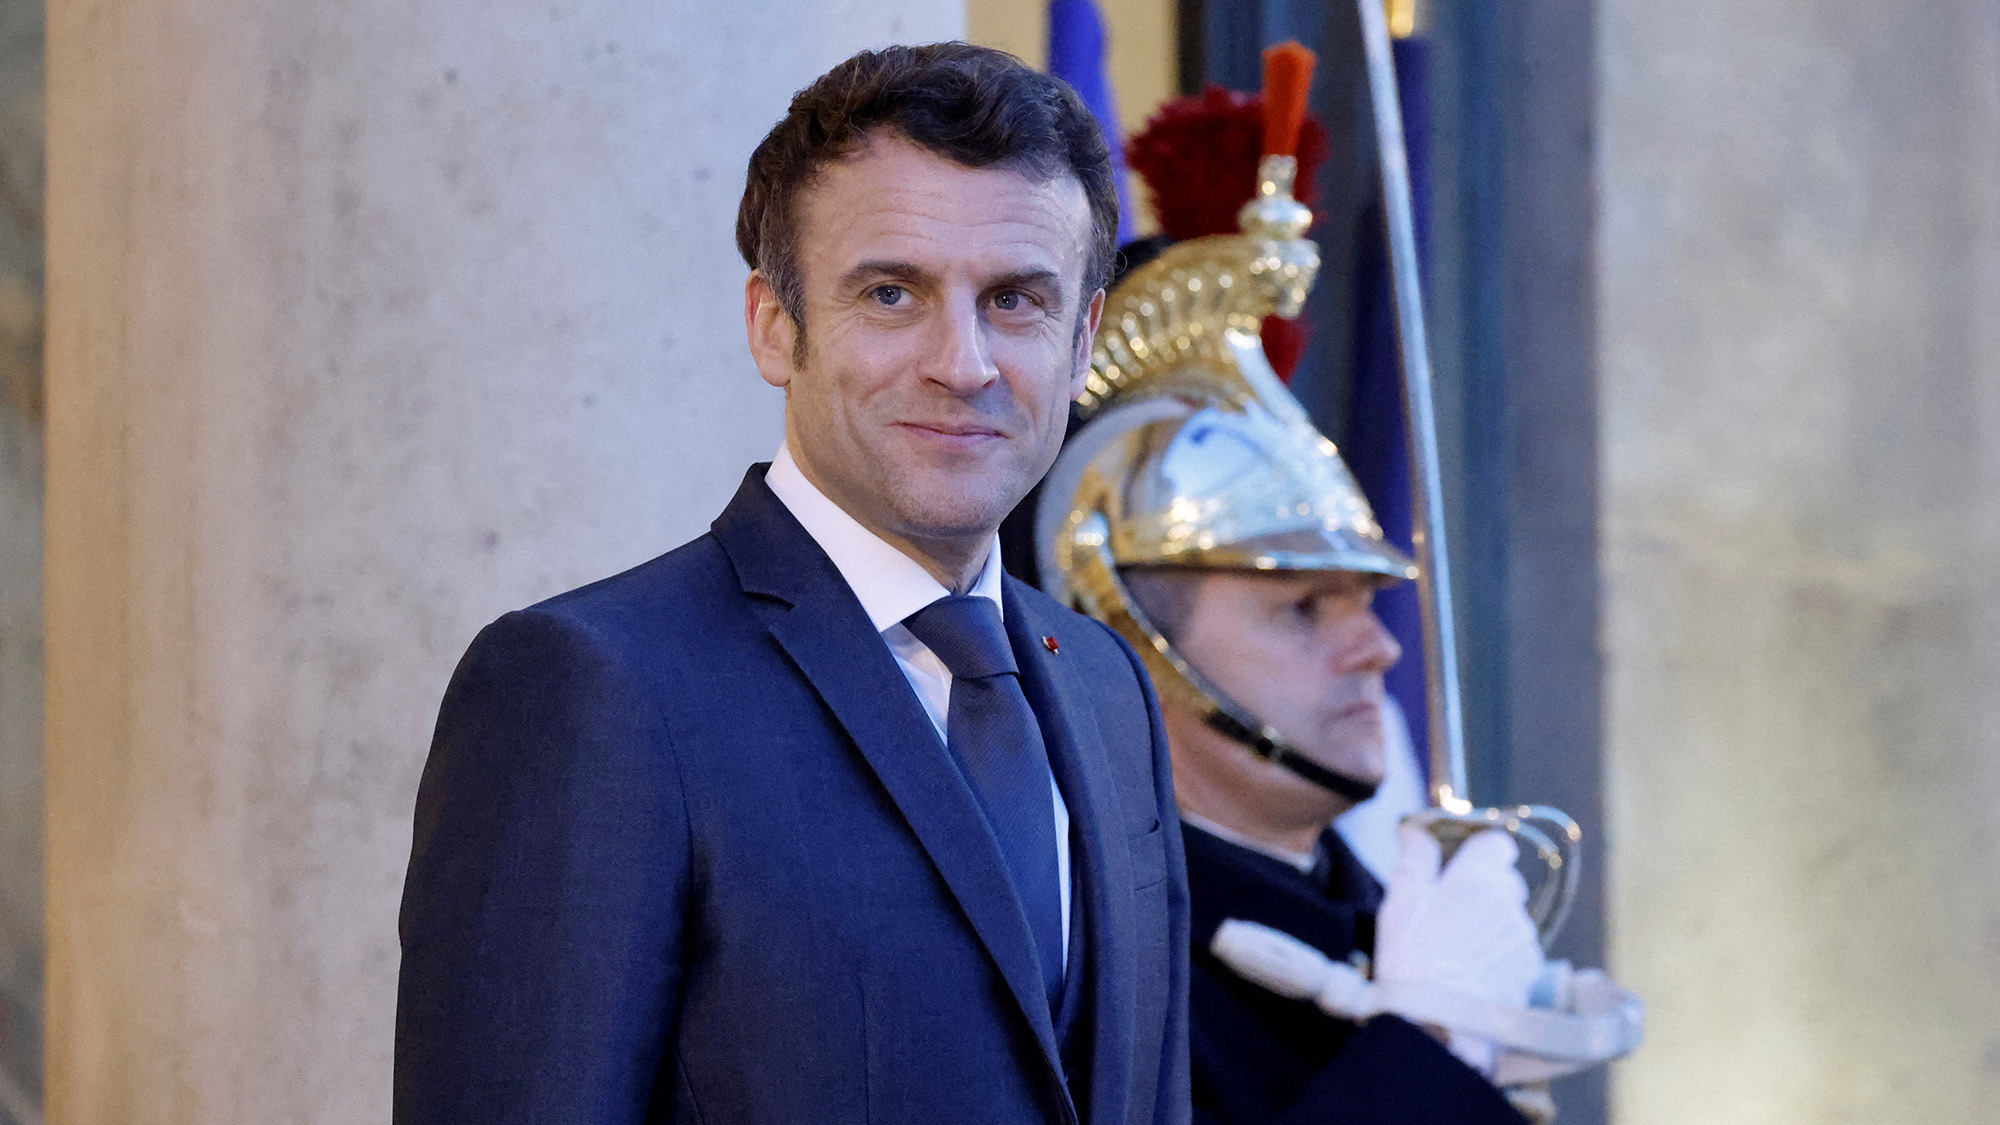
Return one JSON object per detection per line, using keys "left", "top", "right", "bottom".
{"left": 737, "top": 42, "right": 1118, "bottom": 343}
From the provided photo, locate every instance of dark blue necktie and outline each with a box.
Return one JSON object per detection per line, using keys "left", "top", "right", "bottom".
{"left": 903, "top": 595, "right": 1065, "bottom": 1011}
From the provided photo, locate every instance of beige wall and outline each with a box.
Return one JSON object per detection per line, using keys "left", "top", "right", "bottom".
{"left": 966, "top": 0, "right": 1175, "bottom": 234}
{"left": 41, "top": 3, "right": 960, "bottom": 1122}
{"left": 1599, "top": 0, "right": 2000, "bottom": 1120}
{"left": 966, "top": 2, "right": 1048, "bottom": 68}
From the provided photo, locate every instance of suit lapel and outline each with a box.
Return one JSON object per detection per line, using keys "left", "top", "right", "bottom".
{"left": 1006, "top": 581, "right": 1142, "bottom": 1125}
{"left": 711, "top": 469, "right": 1067, "bottom": 1078}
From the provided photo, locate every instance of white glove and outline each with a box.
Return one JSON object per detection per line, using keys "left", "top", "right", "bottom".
{"left": 1211, "top": 919, "right": 1645, "bottom": 1083}
{"left": 1373, "top": 823, "right": 1544, "bottom": 1076}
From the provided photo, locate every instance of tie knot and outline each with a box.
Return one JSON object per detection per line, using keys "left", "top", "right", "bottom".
{"left": 903, "top": 595, "right": 1018, "bottom": 680}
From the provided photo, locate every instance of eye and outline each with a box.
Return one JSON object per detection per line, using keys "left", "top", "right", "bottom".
{"left": 870, "top": 284, "right": 907, "bottom": 307}
{"left": 991, "top": 288, "right": 1047, "bottom": 316}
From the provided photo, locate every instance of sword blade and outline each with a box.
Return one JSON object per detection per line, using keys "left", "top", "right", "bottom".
{"left": 1355, "top": 0, "right": 1471, "bottom": 811}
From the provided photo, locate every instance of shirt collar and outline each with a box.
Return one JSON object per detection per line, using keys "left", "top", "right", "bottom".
{"left": 765, "top": 442, "right": 1004, "bottom": 634}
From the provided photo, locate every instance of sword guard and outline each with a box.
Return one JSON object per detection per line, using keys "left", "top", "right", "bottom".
{"left": 1404, "top": 805, "right": 1584, "bottom": 948}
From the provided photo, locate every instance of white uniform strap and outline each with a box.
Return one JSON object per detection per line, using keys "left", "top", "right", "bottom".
{"left": 1211, "top": 919, "right": 1644, "bottom": 1083}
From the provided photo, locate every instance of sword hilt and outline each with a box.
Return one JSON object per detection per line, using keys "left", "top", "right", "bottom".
{"left": 1406, "top": 804, "right": 1583, "bottom": 950}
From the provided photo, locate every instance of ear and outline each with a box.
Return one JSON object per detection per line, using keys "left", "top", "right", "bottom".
{"left": 1069, "top": 287, "right": 1105, "bottom": 399}
{"left": 745, "top": 270, "right": 800, "bottom": 389}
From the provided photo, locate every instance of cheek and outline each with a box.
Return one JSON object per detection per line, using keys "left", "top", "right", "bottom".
{"left": 991, "top": 332, "right": 1082, "bottom": 409}
{"left": 796, "top": 336, "right": 906, "bottom": 417}
{"left": 1182, "top": 618, "right": 1294, "bottom": 706}
{"left": 1216, "top": 643, "right": 1302, "bottom": 718}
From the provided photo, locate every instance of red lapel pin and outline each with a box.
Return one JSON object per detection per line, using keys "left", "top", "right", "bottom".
{"left": 1042, "top": 635, "right": 1060, "bottom": 654}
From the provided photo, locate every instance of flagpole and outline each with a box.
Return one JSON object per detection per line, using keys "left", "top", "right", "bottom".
{"left": 1354, "top": 0, "right": 1470, "bottom": 813}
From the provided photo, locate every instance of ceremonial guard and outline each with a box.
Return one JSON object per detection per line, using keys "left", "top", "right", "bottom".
{"left": 1025, "top": 41, "right": 1641, "bottom": 1125}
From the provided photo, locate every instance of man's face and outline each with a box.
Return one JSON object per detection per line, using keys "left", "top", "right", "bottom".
{"left": 746, "top": 132, "right": 1102, "bottom": 571}
{"left": 1164, "top": 569, "right": 1402, "bottom": 823}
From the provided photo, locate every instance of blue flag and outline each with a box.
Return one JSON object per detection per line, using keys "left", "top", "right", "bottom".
{"left": 1047, "top": 0, "right": 1135, "bottom": 243}
{"left": 1343, "top": 33, "right": 1433, "bottom": 783}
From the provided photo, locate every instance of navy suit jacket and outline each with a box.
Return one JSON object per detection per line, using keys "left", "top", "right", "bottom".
{"left": 396, "top": 466, "right": 1192, "bottom": 1124}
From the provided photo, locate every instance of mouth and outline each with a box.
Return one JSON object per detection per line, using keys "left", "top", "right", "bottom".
{"left": 1329, "top": 699, "right": 1383, "bottom": 723}
{"left": 897, "top": 421, "right": 1008, "bottom": 448}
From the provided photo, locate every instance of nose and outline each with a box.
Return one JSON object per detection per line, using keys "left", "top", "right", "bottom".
{"left": 929, "top": 292, "right": 1000, "bottom": 396}
{"left": 1332, "top": 608, "right": 1401, "bottom": 676}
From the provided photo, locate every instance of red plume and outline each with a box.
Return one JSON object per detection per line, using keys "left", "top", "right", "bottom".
{"left": 1126, "top": 88, "right": 1330, "bottom": 242}
{"left": 1261, "top": 42, "right": 1315, "bottom": 159}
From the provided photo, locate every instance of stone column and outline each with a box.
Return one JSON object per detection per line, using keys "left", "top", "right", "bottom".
{"left": 42, "top": 2, "right": 959, "bottom": 1121}
{"left": 1600, "top": 1, "right": 2000, "bottom": 1121}
{"left": 0, "top": 0, "right": 44, "bottom": 1114}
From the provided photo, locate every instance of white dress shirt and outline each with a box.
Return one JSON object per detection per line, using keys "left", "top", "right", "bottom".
{"left": 765, "top": 444, "right": 1072, "bottom": 963}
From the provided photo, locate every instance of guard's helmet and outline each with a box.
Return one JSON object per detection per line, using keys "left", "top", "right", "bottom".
{"left": 1037, "top": 129, "right": 1413, "bottom": 801}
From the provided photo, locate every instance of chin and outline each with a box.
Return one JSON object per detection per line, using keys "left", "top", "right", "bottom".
{"left": 1323, "top": 743, "right": 1387, "bottom": 790}
{"left": 892, "top": 471, "right": 1028, "bottom": 540}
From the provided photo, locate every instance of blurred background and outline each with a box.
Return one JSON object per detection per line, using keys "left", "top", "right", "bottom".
{"left": 0, "top": 0, "right": 1994, "bottom": 1121}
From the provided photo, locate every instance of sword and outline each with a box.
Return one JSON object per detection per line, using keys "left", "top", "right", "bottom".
{"left": 1354, "top": 0, "right": 1583, "bottom": 945}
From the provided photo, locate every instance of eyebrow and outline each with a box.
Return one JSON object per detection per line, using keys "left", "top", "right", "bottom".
{"left": 986, "top": 268, "right": 1065, "bottom": 297}
{"left": 839, "top": 260, "right": 934, "bottom": 290}
{"left": 837, "top": 261, "right": 1067, "bottom": 303}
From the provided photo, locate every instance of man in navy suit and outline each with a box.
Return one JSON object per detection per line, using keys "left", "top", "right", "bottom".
{"left": 394, "top": 42, "right": 1190, "bottom": 1124}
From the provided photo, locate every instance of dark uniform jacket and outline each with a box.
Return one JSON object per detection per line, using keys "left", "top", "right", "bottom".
{"left": 1184, "top": 823, "right": 1526, "bottom": 1125}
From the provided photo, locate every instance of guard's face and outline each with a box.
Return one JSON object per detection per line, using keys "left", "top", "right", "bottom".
{"left": 1173, "top": 569, "right": 1402, "bottom": 796}
{"left": 747, "top": 132, "right": 1102, "bottom": 567}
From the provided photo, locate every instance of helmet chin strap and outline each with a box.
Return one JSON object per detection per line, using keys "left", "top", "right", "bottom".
{"left": 1202, "top": 707, "right": 1381, "bottom": 804}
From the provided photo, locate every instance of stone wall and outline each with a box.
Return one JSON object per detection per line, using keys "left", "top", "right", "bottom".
{"left": 1600, "top": 0, "right": 2000, "bottom": 1120}
{"left": 0, "top": 0, "right": 39, "bottom": 1114}
{"left": 41, "top": 3, "right": 957, "bottom": 1121}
